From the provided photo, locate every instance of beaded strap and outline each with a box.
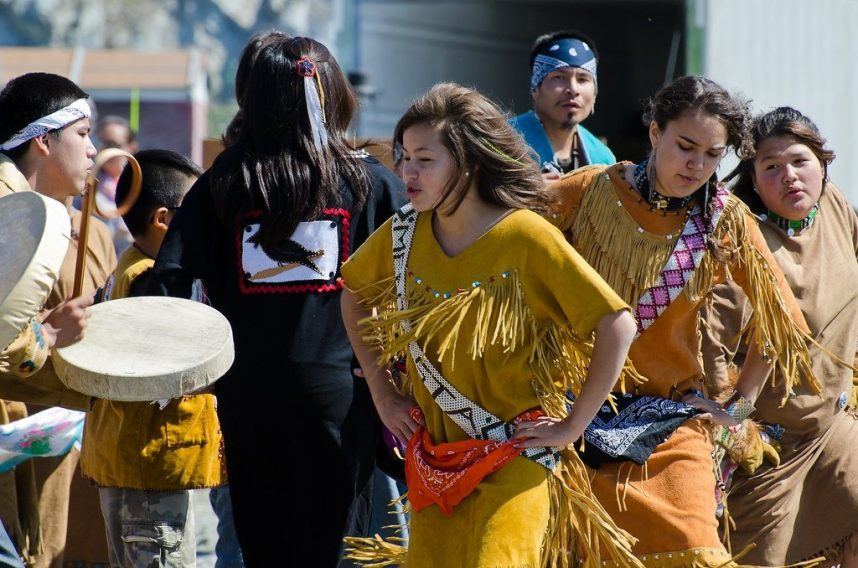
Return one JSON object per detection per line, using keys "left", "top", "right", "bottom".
{"left": 391, "top": 204, "right": 560, "bottom": 470}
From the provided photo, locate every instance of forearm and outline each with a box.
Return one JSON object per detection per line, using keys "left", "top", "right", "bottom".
{"left": 733, "top": 337, "right": 773, "bottom": 403}
{"left": 565, "top": 310, "right": 636, "bottom": 439}
{"left": 340, "top": 288, "right": 399, "bottom": 401}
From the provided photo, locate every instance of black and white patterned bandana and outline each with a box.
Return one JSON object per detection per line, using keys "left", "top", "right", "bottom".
{"left": 0, "top": 99, "right": 91, "bottom": 151}
{"left": 530, "top": 38, "right": 597, "bottom": 93}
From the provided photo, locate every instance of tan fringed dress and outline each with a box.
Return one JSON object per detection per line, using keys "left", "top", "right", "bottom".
{"left": 701, "top": 184, "right": 858, "bottom": 565}
{"left": 552, "top": 164, "right": 815, "bottom": 568}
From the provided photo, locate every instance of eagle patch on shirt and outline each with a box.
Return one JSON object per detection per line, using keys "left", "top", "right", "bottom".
{"left": 237, "top": 208, "right": 351, "bottom": 294}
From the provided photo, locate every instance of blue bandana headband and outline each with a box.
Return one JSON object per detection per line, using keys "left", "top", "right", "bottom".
{"left": 530, "top": 38, "right": 597, "bottom": 93}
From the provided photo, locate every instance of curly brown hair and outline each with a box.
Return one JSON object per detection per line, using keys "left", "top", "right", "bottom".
{"left": 643, "top": 75, "right": 753, "bottom": 159}
{"left": 394, "top": 83, "right": 551, "bottom": 216}
{"left": 725, "top": 106, "right": 835, "bottom": 214}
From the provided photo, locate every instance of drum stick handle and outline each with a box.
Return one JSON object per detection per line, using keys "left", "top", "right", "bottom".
{"left": 72, "top": 182, "right": 94, "bottom": 298}
{"left": 71, "top": 149, "right": 142, "bottom": 299}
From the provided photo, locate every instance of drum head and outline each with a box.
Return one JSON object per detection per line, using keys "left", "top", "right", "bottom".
{"left": 53, "top": 296, "right": 234, "bottom": 401}
{"left": 0, "top": 192, "right": 70, "bottom": 349}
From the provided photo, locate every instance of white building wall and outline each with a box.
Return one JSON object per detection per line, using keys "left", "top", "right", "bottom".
{"left": 703, "top": 0, "right": 858, "bottom": 204}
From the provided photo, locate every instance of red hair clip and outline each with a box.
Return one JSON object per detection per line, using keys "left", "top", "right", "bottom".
{"left": 296, "top": 56, "right": 317, "bottom": 78}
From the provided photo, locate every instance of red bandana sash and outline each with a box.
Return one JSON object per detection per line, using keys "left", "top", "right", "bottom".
{"left": 405, "top": 407, "right": 545, "bottom": 515}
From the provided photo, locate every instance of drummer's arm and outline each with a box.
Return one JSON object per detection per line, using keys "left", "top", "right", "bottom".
{"left": 0, "top": 322, "right": 49, "bottom": 378}
{"left": 1, "top": 292, "right": 94, "bottom": 379}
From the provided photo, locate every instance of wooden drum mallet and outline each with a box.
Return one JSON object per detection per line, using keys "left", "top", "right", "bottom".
{"left": 72, "top": 148, "right": 142, "bottom": 298}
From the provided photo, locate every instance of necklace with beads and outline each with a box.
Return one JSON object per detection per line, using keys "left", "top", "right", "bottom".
{"left": 760, "top": 204, "right": 819, "bottom": 237}
{"left": 613, "top": 165, "right": 691, "bottom": 241}
{"left": 633, "top": 158, "right": 695, "bottom": 212}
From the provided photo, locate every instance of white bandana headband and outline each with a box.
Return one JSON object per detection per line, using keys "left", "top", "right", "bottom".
{"left": 0, "top": 98, "right": 91, "bottom": 151}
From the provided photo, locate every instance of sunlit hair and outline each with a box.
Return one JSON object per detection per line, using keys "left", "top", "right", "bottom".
{"left": 0, "top": 72, "right": 89, "bottom": 163}
{"left": 642, "top": 75, "right": 752, "bottom": 228}
{"left": 210, "top": 35, "right": 368, "bottom": 249}
{"left": 726, "top": 106, "right": 835, "bottom": 214}
{"left": 643, "top": 75, "right": 753, "bottom": 159}
{"left": 394, "top": 82, "right": 550, "bottom": 215}
{"left": 223, "top": 30, "right": 291, "bottom": 148}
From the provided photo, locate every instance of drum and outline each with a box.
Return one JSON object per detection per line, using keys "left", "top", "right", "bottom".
{"left": 52, "top": 296, "right": 234, "bottom": 401}
{"left": 0, "top": 191, "right": 71, "bottom": 350}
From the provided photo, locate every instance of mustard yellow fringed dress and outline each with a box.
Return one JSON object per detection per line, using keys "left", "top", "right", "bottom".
{"left": 341, "top": 208, "right": 639, "bottom": 568}
{"left": 551, "top": 164, "right": 816, "bottom": 568}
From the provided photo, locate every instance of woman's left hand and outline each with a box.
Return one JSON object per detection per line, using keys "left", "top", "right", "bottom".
{"left": 512, "top": 416, "right": 580, "bottom": 449}
{"left": 681, "top": 394, "right": 739, "bottom": 427}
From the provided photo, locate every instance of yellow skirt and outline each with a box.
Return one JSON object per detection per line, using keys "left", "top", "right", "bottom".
{"left": 407, "top": 456, "right": 550, "bottom": 568}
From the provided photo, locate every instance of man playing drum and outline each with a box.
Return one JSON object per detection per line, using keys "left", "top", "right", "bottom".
{"left": 0, "top": 284, "right": 91, "bottom": 568}
{"left": 0, "top": 72, "right": 115, "bottom": 566}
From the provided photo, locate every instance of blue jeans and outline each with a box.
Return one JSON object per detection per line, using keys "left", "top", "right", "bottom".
{"left": 208, "top": 485, "right": 244, "bottom": 567}
{"left": 368, "top": 469, "right": 408, "bottom": 542}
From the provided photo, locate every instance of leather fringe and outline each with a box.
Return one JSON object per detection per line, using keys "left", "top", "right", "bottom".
{"left": 344, "top": 454, "right": 645, "bottom": 568}
{"left": 568, "top": 175, "right": 677, "bottom": 308}
{"left": 698, "top": 198, "right": 820, "bottom": 403}
{"left": 348, "top": 270, "right": 646, "bottom": 398}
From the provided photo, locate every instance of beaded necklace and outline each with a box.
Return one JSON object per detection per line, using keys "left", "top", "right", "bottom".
{"left": 760, "top": 204, "right": 819, "bottom": 237}
{"left": 613, "top": 167, "right": 691, "bottom": 241}
{"left": 633, "top": 158, "right": 695, "bottom": 212}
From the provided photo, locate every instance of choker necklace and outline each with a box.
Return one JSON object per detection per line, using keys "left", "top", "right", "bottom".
{"left": 634, "top": 159, "right": 694, "bottom": 212}
{"left": 761, "top": 204, "right": 819, "bottom": 236}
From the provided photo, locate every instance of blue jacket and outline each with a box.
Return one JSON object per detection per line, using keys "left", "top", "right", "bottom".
{"left": 510, "top": 110, "right": 616, "bottom": 168}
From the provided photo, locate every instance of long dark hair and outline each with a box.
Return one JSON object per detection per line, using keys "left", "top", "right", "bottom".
{"left": 394, "top": 82, "right": 549, "bottom": 215}
{"left": 643, "top": 76, "right": 752, "bottom": 217}
{"left": 210, "top": 36, "right": 368, "bottom": 248}
{"left": 223, "top": 31, "right": 290, "bottom": 148}
{"left": 725, "top": 106, "right": 835, "bottom": 214}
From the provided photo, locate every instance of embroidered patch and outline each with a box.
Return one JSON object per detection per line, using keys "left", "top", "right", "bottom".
{"left": 237, "top": 208, "right": 351, "bottom": 294}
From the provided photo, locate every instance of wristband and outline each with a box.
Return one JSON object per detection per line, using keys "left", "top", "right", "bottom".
{"left": 722, "top": 391, "right": 755, "bottom": 422}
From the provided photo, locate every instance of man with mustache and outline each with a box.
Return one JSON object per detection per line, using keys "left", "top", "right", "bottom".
{"left": 511, "top": 30, "right": 615, "bottom": 181}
